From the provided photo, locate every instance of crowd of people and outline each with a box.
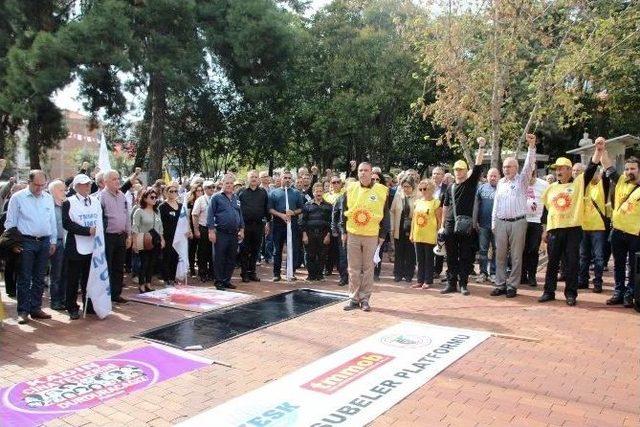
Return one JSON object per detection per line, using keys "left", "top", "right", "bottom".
{"left": 0, "top": 133, "right": 638, "bottom": 324}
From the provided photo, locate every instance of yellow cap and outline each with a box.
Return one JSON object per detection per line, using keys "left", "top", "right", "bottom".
{"left": 453, "top": 160, "right": 468, "bottom": 170}
{"left": 551, "top": 157, "right": 572, "bottom": 169}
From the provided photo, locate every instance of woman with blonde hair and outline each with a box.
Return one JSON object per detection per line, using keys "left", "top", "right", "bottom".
{"left": 390, "top": 175, "right": 418, "bottom": 282}
{"left": 159, "top": 182, "right": 184, "bottom": 286}
{"left": 410, "top": 179, "right": 442, "bottom": 288}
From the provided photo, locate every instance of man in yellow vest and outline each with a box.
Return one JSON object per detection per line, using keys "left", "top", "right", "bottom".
{"left": 578, "top": 168, "right": 609, "bottom": 293}
{"left": 538, "top": 138, "right": 603, "bottom": 306}
{"left": 601, "top": 146, "right": 640, "bottom": 308}
{"left": 339, "top": 162, "right": 390, "bottom": 312}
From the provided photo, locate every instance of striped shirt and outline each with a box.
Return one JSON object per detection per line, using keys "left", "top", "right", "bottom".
{"left": 491, "top": 147, "right": 536, "bottom": 228}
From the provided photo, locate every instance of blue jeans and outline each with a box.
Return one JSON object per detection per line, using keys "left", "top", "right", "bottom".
{"left": 611, "top": 229, "right": 640, "bottom": 298}
{"left": 48, "top": 238, "right": 65, "bottom": 307}
{"left": 17, "top": 238, "right": 51, "bottom": 314}
{"left": 478, "top": 227, "right": 495, "bottom": 276}
{"left": 579, "top": 230, "right": 605, "bottom": 287}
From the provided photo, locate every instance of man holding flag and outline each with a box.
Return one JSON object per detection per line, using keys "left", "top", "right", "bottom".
{"left": 63, "top": 174, "right": 111, "bottom": 319}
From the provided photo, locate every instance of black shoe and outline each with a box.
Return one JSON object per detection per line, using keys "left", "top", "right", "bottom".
{"left": 361, "top": 301, "right": 371, "bottom": 312}
{"left": 394, "top": 276, "right": 402, "bottom": 282}
{"left": 200, "top": 276, "right": 208, "bottom": 283}
{"left": 491, "top": 287, "right": 507, "bottom": 296}
{"left": 566, "top": 297, "right": 577, "bottom": 306}
{"left": 112, "top": 296, "right": 128, "bottom": 304}
{"left": 69, "top": 311, "right": 80, "bottom": 320}
{"left": 249, "top": 275, "right": 261, "bottom": 282}
{"left": 30, "top": 309, "right": 52, "bottom": 320}
{"left": 440, "top": 286, "right": 457, "bottom": 294}
{"left": 538, "top": 293, "right": 555, "bottom": 303}
{"left": 592, "top": 285, "right": 602, "bottom": 294}
{"left": 577, "top": 283, "right": 589, "bottom": 289}
{"left": 338, "top": 279, "right": 348, "bottom": 286}
{"left": 7, "top": 293, "right": 16, "bottom": 299}
{"left": 343, "top": 301, "right": 360, "bottom": 311}
{"left": 404, "top": 278, "right": 412, "bottom": 283}
{"left": 623, "top": 295, "right": 634, "bottom": 308}
{"left": 374, "top": 275, "right": 380, "bottom": 282}
{"left": 606, "top": 295, "right": 624, "bottom": 305}
{"left": 460, "top": 285, "right": 470, "bottom": 296}
{"left": 17, "top": 313, "right": 29, "bottom": 324}
{"left": 51, "top": 304, "right": 66, "bottom": 311}
{"left": 214, "top": 282, "right": 225, "bottom": 290}
{"left": 506, "top": 288, "right": 517, "bottom": 298}
{"left": 272, "top": 276, "right": 281, "bottom": 282}
{"left": 241, "top": 276, "right": 251, "bottom": 283}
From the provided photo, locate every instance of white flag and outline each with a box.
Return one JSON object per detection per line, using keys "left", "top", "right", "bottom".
{"left": 285, "top": 188, "right": 294, "bottom": 280}
{"left": 173, "top": 203, "right": 190, "bottom": 282}
{"left": 98, "top": 133, "right": 112, "bottom": 172}
{"left": 86, "top": 203, "right": 113, "bottom": 319}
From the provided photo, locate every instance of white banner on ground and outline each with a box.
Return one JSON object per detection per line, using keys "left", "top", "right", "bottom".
{"left": 86, "top": 200, "right": 112, "bottom": 319}
{"left": 179, "top": 322, "right": 490, "bottom": 427}
{"left": 173, "top": 203, "right": 190, "bottom": 282}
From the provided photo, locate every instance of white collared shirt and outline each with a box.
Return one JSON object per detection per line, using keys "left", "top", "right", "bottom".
{"left": 491, "top": 147, "right": 536, "bottom": 229}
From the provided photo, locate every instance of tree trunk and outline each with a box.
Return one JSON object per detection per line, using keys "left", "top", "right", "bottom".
{"left": 489, "top": 0, "right": 503, "bottom": 169}
{"left": 27, "top": 119, "right": 42, "bottom": 170}
{"left": 147, "top": 73, "right": 167, "bottom": 183}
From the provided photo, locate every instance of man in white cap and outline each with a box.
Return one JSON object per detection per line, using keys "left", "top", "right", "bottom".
{"left": 192, "top": 180, "right": 216, "bottom": 281}
{"left": 63, "top": 174, "right": 101, "bottom": 319}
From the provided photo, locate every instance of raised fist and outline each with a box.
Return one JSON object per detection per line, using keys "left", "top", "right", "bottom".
{"left": 594, "top": 136, "right": 606, "bottom": 151}
{"left": 476, "top": 137, "right": 486, "bottom": 148}
{"left": 525, "top": 133, "right": 537, "bottom": 147}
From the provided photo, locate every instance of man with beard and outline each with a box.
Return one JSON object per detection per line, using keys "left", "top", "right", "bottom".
{"left": 601, "top": 146, "right": 640, "bottom": 308}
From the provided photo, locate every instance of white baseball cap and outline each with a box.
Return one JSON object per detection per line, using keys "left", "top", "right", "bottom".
{"left": 72, "top": 174, "right": 92, "bottom": 188}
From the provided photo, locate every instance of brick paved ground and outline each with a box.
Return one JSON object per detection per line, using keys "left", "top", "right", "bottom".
{"left": 1, "top": 261, "right": 639, "bottom": 427}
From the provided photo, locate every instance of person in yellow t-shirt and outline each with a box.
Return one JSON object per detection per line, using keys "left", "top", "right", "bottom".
{"left": 410, "top": 179, "right": 442, "bottom": 289}
{"left": 601, "top": 147, "right": 640, "bottom": 309}
{"left": 339, "top": 163, "right": 390, "bottom": 312}
{"left": 538, "top": 138, "right": 603, "bottom": 306}
{"left": 578, "top": 168, "right": 609, "bottom": 293}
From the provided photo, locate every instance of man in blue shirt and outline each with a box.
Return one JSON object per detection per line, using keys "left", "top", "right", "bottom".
{"left": 268, "top": 170, "right": 304, "bottom": 281}
{"left": 5, "top": 170, "right": 58, "bottom": 324}
{"left": 475, "top": 168, "right": 499, "bottom": 282}
{"left": 208, "top": 174, "right": 244, "bottom": 290}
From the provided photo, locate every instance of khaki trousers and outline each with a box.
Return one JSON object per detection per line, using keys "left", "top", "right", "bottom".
{"left": 347, "top": 234, "right": 378, "bottom": 303}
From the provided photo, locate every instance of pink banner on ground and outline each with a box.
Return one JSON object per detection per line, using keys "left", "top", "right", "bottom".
{"left": 0, "top": 345, "right": 212, "bottom": 427}
{"left": 128, "top": 285, "right": 254, "bottom": 312}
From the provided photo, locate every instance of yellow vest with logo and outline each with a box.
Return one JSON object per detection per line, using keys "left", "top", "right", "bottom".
{"left": 345, "top": 182, "right": 388, "bottom": 236}
{"left": 582, "top": 181, "right": 606, "bottom": 231}
{"left": 542, "top": 174, "right": 586, "bottom": 231}
{"left": 323, "top": 189, "right": 344, "bottom": 205}
{"left": 612, "top": 178, "right": 640, "bottom": 235}
{"left": 410, "top": 198, "right": 440, "bottom": 244}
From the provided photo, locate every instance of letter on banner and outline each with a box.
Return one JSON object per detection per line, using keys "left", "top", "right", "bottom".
{"left": 86, "top": 201, "right": 112, "bottom": 318}
{"left": 173, "top": 203, "right": 190, "bottom": 283}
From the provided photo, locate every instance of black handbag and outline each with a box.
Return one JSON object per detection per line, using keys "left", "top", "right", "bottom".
{"left": 451, "top": 184, "right": 473, "bottom": 235}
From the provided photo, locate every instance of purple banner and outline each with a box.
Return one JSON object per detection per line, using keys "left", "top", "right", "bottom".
{"left": 0, "top": 345, "right": 211, "bottom": 427}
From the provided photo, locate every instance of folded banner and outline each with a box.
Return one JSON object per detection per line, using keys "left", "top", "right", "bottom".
{"left": 173, "top": 203, "right": 190, "bottom": 282}
{"left": 0, "top": 345, "right": 212, "bottom": 427}
{"left": 129, "top": 285, "right": 254, "bottom": 313}
{"left": 179, "top": 321, "right": 490, "bottom": 427}
{"left": 85, "top": 199, "right": 112, "bottom": 319}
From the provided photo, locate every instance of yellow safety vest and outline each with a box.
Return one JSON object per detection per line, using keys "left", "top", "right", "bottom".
{"left": 345, "top": 182, "right": 388, "bottom": 236}
{"left": 410, "top": 198, "right": 440, "bottom": 244}
{"left": 542, "top": 174, "right": 586, "bottom": 231}
{"left": 323, "top": 189, "right": 344, "bottom": 205}
{"left": 612, "top": 178, "right": 640, "bottom": 235}
{"left": 582, "top": 181, "right": 606, "bottom": 231}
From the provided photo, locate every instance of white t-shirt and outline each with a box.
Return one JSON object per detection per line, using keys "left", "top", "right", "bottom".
{"left": 525, "top": 178, "right": 549, "bottom": 223}
{"left": 192, "top": 194, "right": 210, "bottom": 227}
